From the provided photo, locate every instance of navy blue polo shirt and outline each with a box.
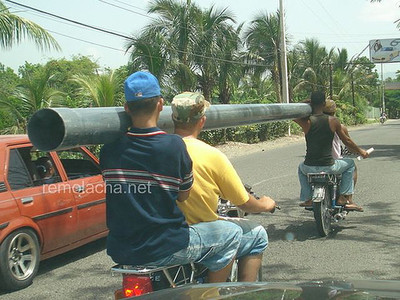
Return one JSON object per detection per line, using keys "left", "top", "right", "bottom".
{"left": 100, "top": 127, "right": 193, "bottom": 265}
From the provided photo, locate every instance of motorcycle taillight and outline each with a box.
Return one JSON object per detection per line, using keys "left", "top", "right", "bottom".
{"left": 123, "top": 274, "right": 153, "bottom": 297}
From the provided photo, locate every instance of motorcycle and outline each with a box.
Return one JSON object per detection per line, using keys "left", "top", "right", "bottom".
{"left": 304, "top": 148, "right": 374, "bottom": 237}
{"left": 304, "top": 172, "right": 346, "bottom": 237}
{"left": 379, "top": 115, "right": 386, "bottom": 124}
{"left": 111, "top": 185, "right": 278, "bottom": 299}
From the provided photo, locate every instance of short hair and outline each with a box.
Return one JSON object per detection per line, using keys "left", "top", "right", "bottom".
{"left": 310, "top": 91, "right": 326, "bottom": 106}
{"left": 126, "top": 96, "right": 161, "bottom": 117}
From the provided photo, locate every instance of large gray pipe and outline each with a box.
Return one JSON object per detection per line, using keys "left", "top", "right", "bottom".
{"left": 28, "top": 103, "right": 311, "bottom": 151}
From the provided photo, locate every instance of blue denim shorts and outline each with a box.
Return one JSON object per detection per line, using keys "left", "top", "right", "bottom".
{"left": 142, "top": 220, "right": 242, "bottom": 272}
{"left": 225, "top": 218, "right": 268, "bottom": 258}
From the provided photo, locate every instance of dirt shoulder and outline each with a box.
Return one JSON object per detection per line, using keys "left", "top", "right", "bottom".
{"left": 215, "top": 134, "right": 304, "bottom": 159}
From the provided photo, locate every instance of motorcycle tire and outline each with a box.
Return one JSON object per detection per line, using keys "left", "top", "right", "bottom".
{"left": 313, "top": 187, "right": 332, "bottom": 237}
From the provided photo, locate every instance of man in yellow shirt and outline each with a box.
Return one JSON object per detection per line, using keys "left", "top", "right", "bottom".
{"left": 171, "top": 92, "right": 277, "bottom": 282}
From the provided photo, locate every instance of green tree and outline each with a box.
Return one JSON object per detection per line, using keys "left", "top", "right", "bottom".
{"left": 217, "top": 23, "right": 244, "bottom": 104}
{"left": 146, "top": 0, "right": 202, "bottom": 91}
{"left": 0, "top": 64, "right": 64, "bottom": 133}
{"left": 192, "top": 5, "right": 236, "bottom": 101}
{"left": 244, "top": 11, "right": 282, "bottom": 102}
{"left": 71, "top": 70, "right": 122, "bottom": 107}
{"left": 293, "top": 38, "right": 331, "bottom": 95}
{"left": 0, "top": 0, "right": 59, "bottom": 50}
{"left": 0, "top": 63, "right": 20, "bottom": 131}
{"left": 44, "top": 56, "right": 100, "bottom": 107}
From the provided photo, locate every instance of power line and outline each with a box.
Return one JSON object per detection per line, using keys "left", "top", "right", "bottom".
{"left": 47, "top": 30, "right": 126, "bottom": 53}
{"left": 3, "top": 0, "right": 373, "bottom": 71}
{"left": 5, "top": 0, "right": 133, "bottom": 40}
{"left": 98, "top": 0, "right": 156, "bottom": 21}
{"left": 5, "top": 0, "right": 274, "bottom": 68}
{"left": 102, "top": 0, "right": 147, "bottom": 12}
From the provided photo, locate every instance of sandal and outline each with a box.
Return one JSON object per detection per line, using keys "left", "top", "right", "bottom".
{"left": 344, "top": 203, "right": 364, "bottom": 212}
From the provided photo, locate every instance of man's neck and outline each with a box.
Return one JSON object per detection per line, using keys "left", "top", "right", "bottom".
{"left": 131, "top": 113, "right": 159, "bottom": 129}
{"left": 174, "top": 128, "right": 200, "bottom": 139}
{"left": 312, "top": 106, "right": 324, "bottom": 114}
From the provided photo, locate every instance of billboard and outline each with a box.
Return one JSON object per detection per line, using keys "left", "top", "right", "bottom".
{"left": 369, "top": 38, "right": 400, "bottom": 63}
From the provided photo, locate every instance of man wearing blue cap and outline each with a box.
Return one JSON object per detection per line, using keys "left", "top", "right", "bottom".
{"left": 100, "top": 71, "right": 243, "bottom": 282}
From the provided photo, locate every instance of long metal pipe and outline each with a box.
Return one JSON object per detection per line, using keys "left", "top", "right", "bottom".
{"left": 27, "top": 103, "right": 311, "bottom": 151}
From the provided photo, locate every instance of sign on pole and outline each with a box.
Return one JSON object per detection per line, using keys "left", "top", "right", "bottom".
{"left": 369, "top": 38, "right": 400, "bottom": 63}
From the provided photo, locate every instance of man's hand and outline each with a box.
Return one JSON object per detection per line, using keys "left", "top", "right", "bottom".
{"left": 258, "top": 196, "right": 277, "bottom": 212}
{"left": 238, "top": 194, "right": 276, "bottom": 213}
{"left": 359, "top": 148, "right": 370, "bottom": 159}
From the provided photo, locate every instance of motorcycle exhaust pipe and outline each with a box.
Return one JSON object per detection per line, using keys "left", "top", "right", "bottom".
{"left": 27, "top": 103, "right": 311, "bottom": 151}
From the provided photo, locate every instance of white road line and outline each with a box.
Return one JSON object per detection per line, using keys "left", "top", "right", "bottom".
{"left": 252, "top": 174, "right": 292, "bottom": 187}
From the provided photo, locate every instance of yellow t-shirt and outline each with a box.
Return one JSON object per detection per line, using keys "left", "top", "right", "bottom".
{"left": 177, "top": 138, "right": 249, "bottom": 224}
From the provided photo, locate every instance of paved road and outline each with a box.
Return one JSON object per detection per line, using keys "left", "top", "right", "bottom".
{"left": 2, "top": 119, "right": 399, "bottom": 299}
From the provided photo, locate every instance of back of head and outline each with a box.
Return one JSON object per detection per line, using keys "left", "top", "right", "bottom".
{"left": 124, "top": 71, "right": 162, "bottom": 116}
{"left": 36, "top": 157, "right": 53, "bottom": 178}
{"left": 124, "top": 71, "right": 161, "bottom": 102}
{"left": 171, "top": 92, "right": 210, "bottom": 126}
{"left": 310, "top": 91, "right": 326, "bottom": 106}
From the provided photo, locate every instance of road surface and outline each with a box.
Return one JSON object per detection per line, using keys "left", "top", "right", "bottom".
{"left": 2, "top": 119, "right": 399, "bottom": 299}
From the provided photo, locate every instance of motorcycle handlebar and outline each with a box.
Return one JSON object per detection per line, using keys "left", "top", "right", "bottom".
{"left": 244, "top": 184, "right": 281, "bottom": 213}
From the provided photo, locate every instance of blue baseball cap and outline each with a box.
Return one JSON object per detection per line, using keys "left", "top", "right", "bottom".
{"left": 124, "top": 71, "right": 161, "bottom": 102}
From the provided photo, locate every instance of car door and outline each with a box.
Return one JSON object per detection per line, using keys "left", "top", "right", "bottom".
{"left": 55, "top": 148, "right": 107, "bottom": 241}
{"left": 6, "top": 145, "right": 78, "bottom": 253}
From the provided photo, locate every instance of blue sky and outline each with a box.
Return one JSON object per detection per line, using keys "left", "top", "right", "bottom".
{"left": 1, "top": 0, "right": 399, "bottom": 78}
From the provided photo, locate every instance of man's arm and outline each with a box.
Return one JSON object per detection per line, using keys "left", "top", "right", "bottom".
{"left": 177, "top": 190, "right": 191, "bottom": 202}
{"left": 293, "top": 117, "right": 310, "bottom": 134}
{"left": 293, "top": 99, "right": 311, "bottom": 133}
{"left": 238, "top": 194, "right": 276, "bottom": 213}
{"left": 331, "top": 117, "right": 369, "bottom": 158}
{"left": 215, "top": 151, "right": 276, "bottom": 213}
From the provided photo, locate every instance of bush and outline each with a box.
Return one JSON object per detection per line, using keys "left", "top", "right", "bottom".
{"left": 199, "top": 121, "right": 292, "bottom": 146}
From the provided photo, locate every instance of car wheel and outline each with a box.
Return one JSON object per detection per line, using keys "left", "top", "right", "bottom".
{"left": 0, "top": 229, "right": 40, "bottom": 291}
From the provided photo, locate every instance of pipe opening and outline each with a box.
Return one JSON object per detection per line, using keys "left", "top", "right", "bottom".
{"left": 28, "top": 109, "right": 65, "bottom": 151}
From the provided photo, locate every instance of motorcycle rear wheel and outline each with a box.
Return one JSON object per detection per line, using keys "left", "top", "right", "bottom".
{"left": 313, "top": 188, "right": 332, "bottom": 237}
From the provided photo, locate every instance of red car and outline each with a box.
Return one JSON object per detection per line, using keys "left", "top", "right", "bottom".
{"left": 0, "top": 135, "right": 107, "bottom": 291}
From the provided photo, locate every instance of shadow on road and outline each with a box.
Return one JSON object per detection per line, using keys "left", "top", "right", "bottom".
{"left": 38, "top": 237, "right": 107, "bottom": 275}
{"left": 360, "top": 144, "right": 400, "bottom": 161}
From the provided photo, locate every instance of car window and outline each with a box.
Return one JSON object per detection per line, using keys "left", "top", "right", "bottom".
{"left": 7, "top": 147, "right": 62, "bottom": 190}
{"left": 57, "top": 148, "right": 101, "bottom": 180}
{"left": 7, "top": 149, "right": 34, "bottom": 190}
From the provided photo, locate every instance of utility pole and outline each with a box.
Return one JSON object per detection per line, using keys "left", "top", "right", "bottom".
{"left": 329, "top": 63, "right": 333, "bottom": 99}
{"left": 381, "top": 63, "right": 385, "bottom": 113}
{"left": 351, "top": 72, "right": 355, "bottom": 107}
{"left": 279, "top": 0, "right": 290, "bottom": 135}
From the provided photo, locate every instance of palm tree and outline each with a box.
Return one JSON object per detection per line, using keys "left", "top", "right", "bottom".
{"left": 217, "top": 23, "right": 244, "bottom": 104}
{"left": 244, "top": 11, "right": 282, "bottom": 102}
{"left": 193, "top": 6, "right": 237, "bottom": 101}
{"left": 71, "top": 70, "right": 121, "bottom": 107}
{"left": 126, "top": 30, "right": 169, "bottom": 81}
{"left": 0, "top": 0, "right": 60, "bottom": 50}
{"left": 0, "top": 66, "right": 64, "bottom": 133}
{"left": 145, "top": 0, "right": 202, "bottom": 91}
{"left": 292, "top": 38, "right": 332, "bottom": 96}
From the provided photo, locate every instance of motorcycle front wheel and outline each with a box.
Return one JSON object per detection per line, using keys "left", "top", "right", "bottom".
{"left": 313, "top": 187, "right": 332, "bottom": 237}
